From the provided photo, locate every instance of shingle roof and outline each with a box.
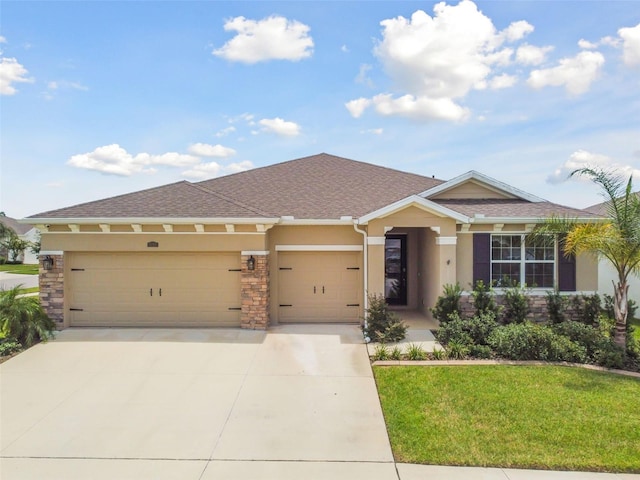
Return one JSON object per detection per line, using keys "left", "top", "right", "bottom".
{"left": 0, "top": 216, "right": 34, "bottom": 235}
{"left": 29, "top": 181, "right": 271, "bottom": 219}
{"left": 434, "top": 199, "right": 600, "bottom": 219}
{"left": 584, "top": 192, "right": 640, "bottom": 216}
{"left": 196, "top": 153, "right": 444, "bottom": 218}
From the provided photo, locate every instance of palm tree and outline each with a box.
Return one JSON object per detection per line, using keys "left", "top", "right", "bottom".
{"left": 538, "top": 168, "right": 640, "bottom": 347}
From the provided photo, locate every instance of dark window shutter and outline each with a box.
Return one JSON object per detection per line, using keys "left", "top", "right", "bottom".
{"left": 473, "top": 233, "right": 491, "bottom": 285}
{"left": 558, "top": 235, "right": 576, "bottom": 292}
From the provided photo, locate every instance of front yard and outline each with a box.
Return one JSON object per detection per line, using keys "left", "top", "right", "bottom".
{"left": 374, "top": 365, "right": 640, "bottom": 473}
{"left": 0, "top": 264, "right": 39, "bottom": 275}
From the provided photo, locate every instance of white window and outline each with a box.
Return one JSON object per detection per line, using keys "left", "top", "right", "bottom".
{"left": 491, "top": 234, "right": 555, "bottom": 288}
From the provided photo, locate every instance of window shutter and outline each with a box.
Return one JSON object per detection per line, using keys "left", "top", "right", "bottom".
{"left": 473, "top": 233, "right": 491, "bottom": 285}
{"left": 558, "top": 235, "right": 576, "bottom": 292}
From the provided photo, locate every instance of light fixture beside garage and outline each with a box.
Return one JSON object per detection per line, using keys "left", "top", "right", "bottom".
{"left": 247, "top": 255, "right": 255, "bottom": 271}
{"left": 42, "top": 255, "right": 54, "bottom": 270}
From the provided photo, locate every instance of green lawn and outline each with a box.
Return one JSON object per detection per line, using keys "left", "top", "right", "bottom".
{"left": 632, "top": 317, "right": 640, "bottom": 341}
{"left": 374, "top": 365, "right": 640, "bottom": 473}
{"left": 0, "top": 264, "right": 39, "bottom": 275}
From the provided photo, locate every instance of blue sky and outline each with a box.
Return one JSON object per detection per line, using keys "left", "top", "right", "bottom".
{"left": 1, "top": 1, "right": 639, "bottom": 218}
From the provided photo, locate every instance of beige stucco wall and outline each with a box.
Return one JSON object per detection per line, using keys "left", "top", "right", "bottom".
{"left": 576, "top": 252, "right": 598, "bottom": 292}
{"left": 431, "top": 181, "right": 513, "bottom": 200}
{"left": 456, "top": 233, "right": 474, "bottom": 289}
{"left": 41, "top": 232, "right": 267, "bottom": 252}
{"left": 368, "top": 206, "right": 457, "bottom": 236}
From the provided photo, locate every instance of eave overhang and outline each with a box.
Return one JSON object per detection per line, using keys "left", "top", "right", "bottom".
{"left": 358, "top": 195, "right": 471, "bottom": 225}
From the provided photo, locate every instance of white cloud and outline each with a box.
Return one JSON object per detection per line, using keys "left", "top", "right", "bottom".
{"left": 187, "top": 143, "right": 236, "bottom": 158}
{"left": 349, "top": 0, "right": 530, "bottom": 122}
{"left": 370, "top": 93, "right": 470, "bottom": 122}
{"left": 67, "top": 144, "right": 200, "bottom": 176}
{"left": 361, "top": 128, "right": 384, "bottom": 135}
{"left": 578, "top": 39, "right": 598, "bottom": 50}
{"left": 0, "top": 57, "right": 33, "bottom": 95}
{"left": 0, "top": 36, "right": 6, "bottom": 44}
{"left": 547, "top": 150, "right": 640, "bottom": 184}
{"left": 527, "top": 51, "right": 605, "bottom": 95}
{"left": 516, "top": 44, "right": 554, "bottom": 66}
{"left": 355, "top": 63, "right": 373, "bottom": 87}
{"left": 215, "top": 126, "right": 236, "bottom": 137}
{"left": 345, "top": 98, "right": 371, "bottom": 118}
{"left": 619, "top": 23, "right": 640, "bottom": 67}
{"left": 258, "top": 117, "right": 301, "bottom": 136}
{"left": 341, "top": 45, "right": 349, "bottom": 53}
{"left": 182, "top": 160, "right": 254, "bottom": 179}
{"left": 489, "top": 74, "right": 517, "bottom": 89}
{"left": 213, "top": 15, "right": 313, "bottom": 63}
{"left": 501, "top": 20, "right": 534, "bottom": 42}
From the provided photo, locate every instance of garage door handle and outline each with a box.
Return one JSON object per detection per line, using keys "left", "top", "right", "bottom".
{"left": 159, "top": 288, "right": 162, "bottom": 297}
{"left": 280, "top": 304, "right": 292, "bottom": 307}
{"left": 150, "top": 288, "right": 153, "bottom": 296}
{"left": 314, "top": 286, "right": 316, "bottom": 294}
{"left": 346, "top": 304, "right": 360, "bottom": 307}
{"left": 70, "top": 308, "right": 84, "bottom": 311}
{"left": 322, "top": 286, "right": 325, "bottom": 294}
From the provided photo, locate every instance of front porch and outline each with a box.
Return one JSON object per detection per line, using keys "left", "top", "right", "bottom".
{"left": 366, "top": 309, "right": 440, "bottom": 355}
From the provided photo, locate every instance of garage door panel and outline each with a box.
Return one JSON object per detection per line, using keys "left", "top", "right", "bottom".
{"left": 278, "top": 251, "right": 361, "bottom": 323}
{"left": 68, "top": 253, "right": 241, "bottom": 327}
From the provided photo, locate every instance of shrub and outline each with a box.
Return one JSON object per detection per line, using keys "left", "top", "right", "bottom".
{"left": 593, "top": 342, "right": 626, "bottom": 370}
{"left": 469, "top": 344, "right": 493, "bottom": 359}
{"left": 372, "top": 344, "right": 390, "bottom": 361}
{"left": 406, "top": 343, "right": 427, "bottom": 360}
{"left": 389, "top": 346, "right": 402, "bottom": 360}
{"left": 552, "top": 321, "right": 608, "bottom": 360}
{"left": 571, "top": 293, "right": 601, "bottom": 326}
{"left": 502, "top": 285, "right": 530, "bottom": 324}
{"left": 488, "top": 323, "right": 587, "bottom": 363}
{"left": 546, "top": 289, "right": 567, "bottom": 324}
{"left": 431, "top": 347, "right": 446, "bottom": 360}
{"left": 0, "top": 286, "right": 55, "bottom": 348}
{"left": 0, "top": 338, "right": 22, "bottom": 356}
{"left": 363, "top": 293, "right": 407, "bottom": 343}
{"left": 430, "top": 283, "right": 462, "bottom": 324}
{"left": 471, "top": 280, "right": 500, "bottom": 317}
{"left": 446, "top": 340, "right": 470, "bottom": 360}
{"left": 435, "top": 312, "right": 498, "bottom": 347}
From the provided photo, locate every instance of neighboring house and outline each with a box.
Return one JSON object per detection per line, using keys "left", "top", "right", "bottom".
{"left": 24, "top": 153, "right": 599, "bottom": 329}
{"left": 0, "top": 216, "right": 39, "bottom": 264}
{"left": 585, "top": 192, "right": 640, "bottom": 304}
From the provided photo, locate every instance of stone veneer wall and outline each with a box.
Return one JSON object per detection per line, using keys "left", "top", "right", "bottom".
{"left": 460, "top": 293, "right": 585, "bottom": 322}
{"left": 39, "top": 254, "right": 65, "bottom": 327}
{"left": 240, "top": 254, "right": 269, "bottom": 329}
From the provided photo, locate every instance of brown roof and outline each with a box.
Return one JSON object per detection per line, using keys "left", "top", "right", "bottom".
{"left": 434, "top": 199, "right": 600, "bottom": 219}
{"left": 0, "top": 216, "right": 34, "bottom": 235}
{"left": 28, "top": 153, "right": 590, "bottom": 222}
{"left": 196, "top": 153, "right": 444, "bottom": 218}
{"left": 29, "top": 181, "right": 271, "bottom": 219}
{"left": 584, "top": 192, "right": 640, "bottom": 216}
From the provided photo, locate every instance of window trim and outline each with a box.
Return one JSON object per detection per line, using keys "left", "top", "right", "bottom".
{"left": 490, "top": 233, "right": 557, "bottom": 289}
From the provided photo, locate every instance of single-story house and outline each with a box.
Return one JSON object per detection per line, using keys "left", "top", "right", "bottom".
{"left": 0, "top": 215, "right": 39, "bottom": 264}
{"left": 24, "top": 153, "right": 600, "bottom": 329}
{"left": 585, "top": 193, "right": 640, "bottom": 304}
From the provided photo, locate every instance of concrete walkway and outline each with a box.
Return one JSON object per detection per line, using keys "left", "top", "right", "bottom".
{"left": 1, "top": 325, "right": 638, "bottom": 479}
{"left": 0, "top": 271, "right": 38, "bottom": 290}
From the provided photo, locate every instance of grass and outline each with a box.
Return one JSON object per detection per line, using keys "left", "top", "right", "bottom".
{"left": 374, "top": 365, "right": 640, "bottom": 473}
{"left": 0, "top": 264, "right": 39, "bottom": 275}
{"left": 632, "top": 317, "right": 640, "bottom": 341}
{"left": 17, "top": 287, "right": 39, "bottom": 295}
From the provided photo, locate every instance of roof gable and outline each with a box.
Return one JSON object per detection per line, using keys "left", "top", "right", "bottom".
{"left": 358, "top": 195, "right": 469, "bottom": 224}
{"left": 422, "top": 171, "right": 545, "bottom": 203}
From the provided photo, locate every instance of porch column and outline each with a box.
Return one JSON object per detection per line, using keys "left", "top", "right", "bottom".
{"left": 367, "top": 236, "right": 386, "bottom": 298}
{"left": 240, "top": 251, "right": 270, "bottom": 329}
{"left": 430, "top": 236, "right": 457, "bottom": 308}
{"left": 39, "top": 252, "right": 65, "bottom": 329}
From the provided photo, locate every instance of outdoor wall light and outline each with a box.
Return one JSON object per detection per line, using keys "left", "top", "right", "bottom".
{"left": 42, "top": 255, "right": 54, "bottom": 271}
{"left": 247, "top": 255, "right": 256, "bottom": 271}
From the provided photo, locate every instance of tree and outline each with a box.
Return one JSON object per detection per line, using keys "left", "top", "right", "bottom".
{"left": 536, "top": 168, "right": 640, "bottom": 347}
{"left": 0, "top": 233, "right": 31, "bottom": 263}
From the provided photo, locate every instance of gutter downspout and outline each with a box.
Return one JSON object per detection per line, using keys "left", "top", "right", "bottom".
{"left": 353, "top": 222, "right": 368, "bottom": 332}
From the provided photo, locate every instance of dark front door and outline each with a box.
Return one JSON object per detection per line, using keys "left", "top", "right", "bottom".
{"left": 385, "top": 235, "right": 407, "bottom": 305}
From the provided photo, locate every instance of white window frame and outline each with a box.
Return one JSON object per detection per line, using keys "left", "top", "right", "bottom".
{"left": 490, "top": 233, "right": 556, "bottom": 289}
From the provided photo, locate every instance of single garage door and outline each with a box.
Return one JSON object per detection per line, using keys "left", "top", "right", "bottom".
{"left": 68, "top": 252, "right": 241, "bottom": 327}
{"left": 278, "top": 251, "right": 361, "bottom": 323}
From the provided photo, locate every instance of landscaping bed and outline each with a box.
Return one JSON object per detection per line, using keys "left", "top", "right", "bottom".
{"left": 374, "top": 365, "right": 640, "bottom": 472}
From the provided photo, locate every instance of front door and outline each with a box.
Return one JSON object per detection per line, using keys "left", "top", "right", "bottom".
{"left": 385, "top": 235, "right": 407, "bottom": 305}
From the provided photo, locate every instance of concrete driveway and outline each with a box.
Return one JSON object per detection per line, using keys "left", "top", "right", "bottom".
{"left": 0, "top": 325, "right": 396, "bottom": 479}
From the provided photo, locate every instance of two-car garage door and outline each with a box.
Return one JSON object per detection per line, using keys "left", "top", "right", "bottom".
{"left": 67, "top": 252, "right": 241, "bottom": 327}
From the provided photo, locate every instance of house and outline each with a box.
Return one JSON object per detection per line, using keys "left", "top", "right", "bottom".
{"left": 0, "top": 215, "right": 39, "bottom": 264}
{"left": 24, "top": 153, "right": 600, "bottom": 329}
{"left": 585, "top": 193, "right": 640, "bottom": 305}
